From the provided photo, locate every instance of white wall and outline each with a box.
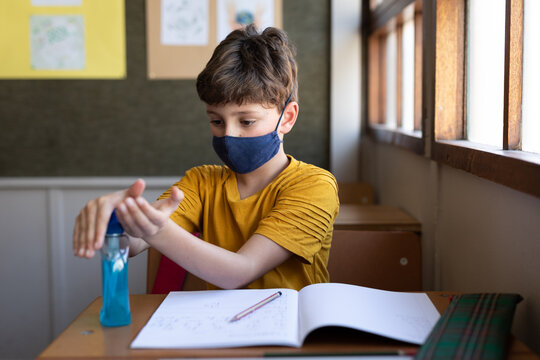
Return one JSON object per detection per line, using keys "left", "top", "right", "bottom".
{"left": 0, "top": 177, "right": 177, "bottom": 359}
{"left": 360, "top": 139, "right": 540, "bottom": 354}
{"left": 330, "top": 0, "right": 361, "bottom": 182}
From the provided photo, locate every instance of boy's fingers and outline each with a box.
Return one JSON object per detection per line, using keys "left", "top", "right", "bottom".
{"left": 82, "top": 204, "right": 96, "bottom": 255}
{"left": 135, "top": 197, "right": 165, "bottom": 225}
{"left": 121, "top": 198, "right": 148, "bottom": 236}
{"left": 72, "top": 179, "right": 148, "bottom": 258}
{"left": 93, "top": 200, "right": 115, "bottom": 251}
{"left": 172, "top": 187, "right": 185, "bottom": 203}
{"left": 116, "top": 190, "right": 181, "bottom": 238}
{"left": 127, "top": 178, "right": 146, "bottom": 198}
{"left": 73, "top": 214, "right": 81, "bottom": 255}
{"left": 121, "top": 197, "right": 160, "bottom": 236}
{"left": 88, "top": 180, "right": 146, "bottom": 249}
{"left": 75, "top": 213, "right": 89, "bottom": 257}
{"left": 155, "top": 187, "right": 184, "bottom": 215}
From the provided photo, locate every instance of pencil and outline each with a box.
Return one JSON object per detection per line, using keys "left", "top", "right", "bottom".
{"left": 230, "top": 291, "right": 283, "bottom": 322}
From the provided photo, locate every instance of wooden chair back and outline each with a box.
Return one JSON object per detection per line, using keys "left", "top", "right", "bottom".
{"left": 146, "top": 247, "right": 206, "bottom": 293}
{"left": 338, "top": 182, "right": 375, "bottom": 205}
{"left": 327, "top": 229, "right": 422, "bottom": 291}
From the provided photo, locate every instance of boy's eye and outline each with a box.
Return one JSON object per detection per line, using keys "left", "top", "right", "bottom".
{"left": 210, "top": 120, "right": 224, "bottom": 126}
{"left": 240, "top": 120, "right": 255, "bottom": 126}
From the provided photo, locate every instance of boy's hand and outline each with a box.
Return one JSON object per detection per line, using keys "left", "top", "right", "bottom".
{"left": 115, "top": 186, "right": 184, "bottom": 240}
{"left": 73, "top": 179, "right": 146, "bottom": 258}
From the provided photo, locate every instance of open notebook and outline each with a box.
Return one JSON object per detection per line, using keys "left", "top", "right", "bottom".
{"left": 131, "top": 283, "right": 440, "bottom": 349}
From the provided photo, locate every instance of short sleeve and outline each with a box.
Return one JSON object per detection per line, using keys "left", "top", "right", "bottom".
{"left": 159, "top": 168, "right": 204, "bottom": 234}
{"left": 255, "top": 172, "right": 339, "bottom": 264}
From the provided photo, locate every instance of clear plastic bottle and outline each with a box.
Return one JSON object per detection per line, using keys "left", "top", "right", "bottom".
{"left": 100, "top": 211, "right": 131, "bottom": 327}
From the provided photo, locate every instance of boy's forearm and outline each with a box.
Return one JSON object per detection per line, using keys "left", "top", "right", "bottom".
{"left": 142, "top": 219, "right": 257, "bottom": 289}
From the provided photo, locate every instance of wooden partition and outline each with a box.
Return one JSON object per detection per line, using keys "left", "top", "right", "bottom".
{"left": 338, "top": 182, "right": 375, "bottom": 204}
{"left": 328, "top": 229, "right": 422, "bottom": 291}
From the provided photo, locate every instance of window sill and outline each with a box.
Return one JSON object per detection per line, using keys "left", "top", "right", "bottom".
{"left": 367, "top": 124, "right": 424, "bottom": 155}
{"left": 432, "top": 140, "right": 540, "bottom": 198}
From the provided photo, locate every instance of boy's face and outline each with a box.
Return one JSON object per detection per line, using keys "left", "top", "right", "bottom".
{"left": 206, "top": 103, "right": 282, "bottom": 138}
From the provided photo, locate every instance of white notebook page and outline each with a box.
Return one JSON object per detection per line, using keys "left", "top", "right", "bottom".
{"left": 298, "top": 283, "right": 440, "bottom": 345}
{"left": 131, "top": 288, "right": 299, "bottom": 349}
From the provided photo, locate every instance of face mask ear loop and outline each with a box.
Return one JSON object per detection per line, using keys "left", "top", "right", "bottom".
{"left": 274, "top": 89, "right": 295, "bottom": 132}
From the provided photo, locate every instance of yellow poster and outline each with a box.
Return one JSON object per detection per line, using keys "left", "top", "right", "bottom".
{"left": 0, "top": 0, "right": 125, "bottom": 78}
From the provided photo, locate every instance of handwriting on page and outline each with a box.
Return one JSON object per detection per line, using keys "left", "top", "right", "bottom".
{"left": 394, "top": 314, "right": 435, "bottom": 340}
{"left": 147, "top": 300, "right": 286, "bottom": 336}
{"left": 136, "top": 290, "right": 296, "bottom": 347}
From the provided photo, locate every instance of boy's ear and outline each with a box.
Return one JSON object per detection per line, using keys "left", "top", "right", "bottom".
{"left": 279, "top": 102, "right": 299, "bottom": 135}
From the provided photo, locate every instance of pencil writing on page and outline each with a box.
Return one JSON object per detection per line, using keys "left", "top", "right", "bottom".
{"left": 229, "top": 291, "right": 282, "bottom": 322}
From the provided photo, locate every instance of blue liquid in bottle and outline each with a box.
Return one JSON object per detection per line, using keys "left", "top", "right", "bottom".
{"left": 100, "top": 212, "right": 131, "bottom": 327}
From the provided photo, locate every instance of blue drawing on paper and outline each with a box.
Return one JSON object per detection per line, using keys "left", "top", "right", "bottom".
{"left": 217, "top": 0, "right": 275, "bottom": 43}
{"left": 235, "top": 10, "right": 254, "bottom": 25}
{"left": 30, "top": 15, "right": 85, "bottom": 70}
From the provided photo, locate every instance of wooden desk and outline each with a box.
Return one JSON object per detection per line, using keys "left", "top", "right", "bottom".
{"left": 38, "top": 293, "right": 537, "bottom": 359}
{"left": 334, "top": 204, "right": 421, "bottom": 232}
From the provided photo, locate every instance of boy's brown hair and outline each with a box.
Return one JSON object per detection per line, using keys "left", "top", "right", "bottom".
{"left": 196, "top": 24, "right": 298, "bottom": 111}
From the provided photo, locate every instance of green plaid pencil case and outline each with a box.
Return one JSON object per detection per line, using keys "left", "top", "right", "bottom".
{"left": 415, "top": 293, "right": 523, "bottom": 360}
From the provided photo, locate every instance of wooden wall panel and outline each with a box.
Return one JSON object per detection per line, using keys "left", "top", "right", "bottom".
{"left": 434, "top": 0, "right": 465, "bottom": 141}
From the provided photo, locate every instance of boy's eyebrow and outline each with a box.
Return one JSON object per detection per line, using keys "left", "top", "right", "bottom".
{"left": 206, "top": 109, "right": 263, "bottom": 116}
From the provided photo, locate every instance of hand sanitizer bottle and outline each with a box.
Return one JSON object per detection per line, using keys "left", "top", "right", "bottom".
{"left": 100, "top": 211, "right": 131, "bottom": 327}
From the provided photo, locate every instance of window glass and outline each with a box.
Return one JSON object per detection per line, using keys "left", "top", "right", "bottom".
{"left": 401, "top": 17, "right": 415, "bottom": 132}
{"left": 385, "top": 29, "right": 397, "bottom": 128}
{"left": 466, "top": 0, "right": 505, "bottom": 147}
{"left": 370, "top": 0, "right": 384, "bottom": 10}
{"left": 366, "top": 0, "right": 423, "bottom": 152}
{"left": 521, "top": 0, "right": 540, "bottom": 154}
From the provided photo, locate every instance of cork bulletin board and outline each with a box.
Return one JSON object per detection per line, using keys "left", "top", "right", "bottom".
{"left": 0, "top": 0, "right": 330, "bottom": 176}
{"left": 146, "top": 0, "right": 283, "bottom": 79}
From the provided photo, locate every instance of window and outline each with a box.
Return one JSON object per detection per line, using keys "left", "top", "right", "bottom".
{"left": 370, "top": 0, "right": 385, "bottom": 10}
{"left": 521, "top": 0, "right": 540, "bottom": 154}
{"left": 366, "top": 0, "right": 423, "bottom": 154}
{"left": 401, "top": 16, "right": 416, "bottom": 132}
{"left": 432, "top": 0, "right": 540, "bottom": 197}
{"left": 364, "top": 0, "right": 539, "bottom": 197}
{"left": 385, "top": 28, "right": 398, "bottom": 128}
{"left": 466, "top": 0, "right": 506, "bottom": 148}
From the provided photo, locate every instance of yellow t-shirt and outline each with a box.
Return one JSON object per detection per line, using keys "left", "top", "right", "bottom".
{"left": 161, "top": 155, "right": 339, "bottom": 290}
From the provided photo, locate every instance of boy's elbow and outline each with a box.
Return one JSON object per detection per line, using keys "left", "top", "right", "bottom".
{"left": 219, "top": 282, "right": 244, "bottom": 290}
{"left": 218, "top": 258, "right": 259, "bottom": 289}
{"left": 219, "top": 272, "right": 254, "bottom": 290}
{"left": 215, "top": 278, "right": 248, "bottom": 290}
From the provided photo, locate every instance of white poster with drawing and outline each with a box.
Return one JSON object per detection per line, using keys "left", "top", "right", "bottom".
{"left": 217, "top": 0, "right": 275, "bottom": 42}
{"left": 29, "top": 15, "right": 86, "bottom": 70}
{"left": 31, "top": 0, "right": 82, "bottom": 6}
{"left": 161, "top": 0, "right": 209, "bottom": 46}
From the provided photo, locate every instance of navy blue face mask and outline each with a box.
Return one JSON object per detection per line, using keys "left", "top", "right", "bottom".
{"left": 212, "top": 93, "right": 293, "bottom": 174}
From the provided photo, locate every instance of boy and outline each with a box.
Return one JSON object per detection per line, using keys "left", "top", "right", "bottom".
{"left": 73, "top": 25, "right": 339, "bottom": 290}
